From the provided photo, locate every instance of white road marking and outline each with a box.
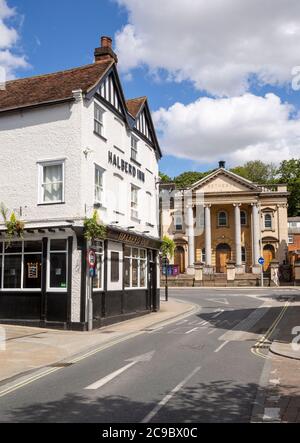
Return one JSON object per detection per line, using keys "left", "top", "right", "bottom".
{"left": 214, "top": 341, "right": 229, "bottom": 353}
{"left": 208, "top": 329, "right": 218, "bottom": 335}
{"left": 85, "top": 362, "right": 137, "bottom": 390}
{"left": 263, "top": 408, "right": 281, "bottom": 422}
{"left": 141, "top": 367, "right": 201, "bottom": 424}
{"left": 212, "top": 310, "right": 224, "bottom": 318}
{"left": 198, "top": 320, "right": 208, "bottom": 326}
{"left": 85, "top": 351, "right": 155, "bottom": 390}
{"left": 185, "top": 327, "right": 199, "bottom": 334}
{"left": 219, "top": 307, "right": 270, "bottom": 342}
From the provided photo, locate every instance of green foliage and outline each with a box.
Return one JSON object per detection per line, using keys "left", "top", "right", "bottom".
{"left": 159, "top": 172, "right": 172, "bottom": 183}
{"left": 277, "top": 159, "right": 300, "bottom": 217}
{"left": 161, "top": 235, "right": 176, "bottom": 259}
{"left": 230, "top": 161, "right": 278, "bottom": 184}
{"left": 84, "top": 210, "right": 107, "bottom": 242}
{"left": 0, "top": 203, "right": 25, "bottom": 246}
{"left": 174, "top": 171, "right": 211, "bottom": 188}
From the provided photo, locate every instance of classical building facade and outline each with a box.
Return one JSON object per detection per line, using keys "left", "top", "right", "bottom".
{"left": 0, "top": 37, "right": 161, "bottom": 330}
{"left": 160, "top": 163, "right": 289, "bottom": 282}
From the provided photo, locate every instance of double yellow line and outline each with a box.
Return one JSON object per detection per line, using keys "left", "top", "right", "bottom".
{"left": 251, "top": 301, "right": 290, "bottom": 360}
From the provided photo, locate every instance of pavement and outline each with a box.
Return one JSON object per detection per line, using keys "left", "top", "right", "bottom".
{"left": 0, "top": 298, "right": 195, "bottom": 385}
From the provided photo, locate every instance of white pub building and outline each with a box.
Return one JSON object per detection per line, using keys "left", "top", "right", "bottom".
{"left": 0, "top": 37, "right": 162, "bottom": 330}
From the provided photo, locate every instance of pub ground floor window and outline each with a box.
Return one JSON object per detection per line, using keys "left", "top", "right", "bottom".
{"left": 0, "top": 240, "right": 42, "bottom": 290}
{"left": 48, "top": 239, "right": 68, "bottom": 290}
{"left": 92, "top": 240, "right": 104, "bottom": 290}
{"left": 124, "top": 246, "right": 147, "bottom": 289}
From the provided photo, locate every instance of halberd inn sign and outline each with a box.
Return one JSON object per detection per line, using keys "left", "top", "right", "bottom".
{"left": 108, "top": 151, "right": 145, "bottom": 183}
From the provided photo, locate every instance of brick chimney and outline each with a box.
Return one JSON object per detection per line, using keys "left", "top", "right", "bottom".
{"left": 94, "top": 36, "right": 118, "bottom": 63}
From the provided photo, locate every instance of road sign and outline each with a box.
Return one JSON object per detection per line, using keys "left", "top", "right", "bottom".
{"left": 258, "top": 257, "right": 265, "bottom": 266}
{"left": 87, "top": 249, "right": 97, "bottom": 268}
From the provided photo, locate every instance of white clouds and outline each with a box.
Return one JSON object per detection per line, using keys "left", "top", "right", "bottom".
{"left": 153, "top": 93, "right": 300, "bottom": 165}
{"left": 115, "top": 0, "right": 300, "bottom": 96}
{"left": 0, "top": 0, "right": 28, "bottom": 79}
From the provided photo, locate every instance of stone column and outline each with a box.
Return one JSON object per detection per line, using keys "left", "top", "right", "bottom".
{"left": 205, "top": 205, "right": 212, "bottom": 267}
{"left": 187, "top": 205, "right": 195, "bottom": 275}
{"left": 252, "top": 203, "right": 261, "bottom": 274}
{"left": 234, "top": 204, "right": 243, "bottom": 273}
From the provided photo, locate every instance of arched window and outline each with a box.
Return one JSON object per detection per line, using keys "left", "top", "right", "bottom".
{"left": 218, "top": 211, "right": 228, "bottom": 227}
{"left": 264, "top": 213, "right": 272, "bottom": 229}
{"left": 201, "top": 248, "right": 206, "bottom": 263}
{"left": 240, "top": 211, "right": 247, "bottom": 226}
{"left": 241, "top": 247, "right": 246, "bottom": 263}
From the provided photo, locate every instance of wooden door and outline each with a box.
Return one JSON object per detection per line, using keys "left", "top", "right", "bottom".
{"left": 216, "top": 244, "right": 231, "bottom": 273}
{"left": 174, "top": 247, "right": 185, "bottom": 274}
{"left": 263, "top": 245, "right": 275, "bottom": 272}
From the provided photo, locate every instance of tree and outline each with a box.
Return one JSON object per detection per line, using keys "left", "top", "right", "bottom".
{"left": 159, "top": 172, "right": 172, "bottom": 183}
{"left": 230, "top": 161, "right": 278, "bottom": 184}
{"left": 277, "top": 159, "right": 300, "bottom": 217}
{"left": 161, "top": 235, "right": 175, "bottom": 260}
{"left": 174, "top": 171, "right": 211, "bottom": 188}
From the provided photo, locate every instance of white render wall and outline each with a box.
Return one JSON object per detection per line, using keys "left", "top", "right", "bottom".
{"left": 0, "top": 95, "right": 160, "bottom": 239}
{"left": 0, "top": 101, "right": 83, "bottom": 222}
{"left": 81, "top": 97, "right": 160, "bottom": 238}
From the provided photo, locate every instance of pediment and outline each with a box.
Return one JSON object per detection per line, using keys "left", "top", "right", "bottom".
{"left": 190, "top": 170, "right": 258, "bottom": 193}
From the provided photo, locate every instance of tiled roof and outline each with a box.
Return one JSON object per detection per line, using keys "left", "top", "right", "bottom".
{"left": 0, "top": 61, "right": 113, "bottom": 112}
{"left": 126, "top": 97, "right": 147, "bottom": 118}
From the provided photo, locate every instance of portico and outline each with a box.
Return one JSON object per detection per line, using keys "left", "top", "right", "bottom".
{"left": 160, "top": 163, "right": 289, "bottom": 283}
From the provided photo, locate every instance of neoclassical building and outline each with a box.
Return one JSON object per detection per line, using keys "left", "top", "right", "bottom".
{"left": 160, "top": 163, "right": 289, "bottom": 280}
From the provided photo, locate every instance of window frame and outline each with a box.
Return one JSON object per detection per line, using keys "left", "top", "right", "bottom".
{"left": 38, "top": 160, "right": 65, "bottom": 205}
{"left": 0, "top": 240, "right": 42, "bottom": 292}
{"left": 131, "top": 135, "right": 139, "bottom": 162}
{"left": 264, "top": 213, "right": 273, "bottom": 230}
{"left": 218, "top": 211, "right": 228, "bottom": 227}
{"left": 124, "top": 247, "right": 147, "bottom": 289}
{"left": 288, "top": 235, "right": 294, "bottom": 245}
{"left": 131, "top": 185, "right": 139, "bottom": 220}
{"left": 92, "top": 240, "right": 104, "bottom": 291}
{"left": 240, "top": 210, "right": 247, "bottom": 226}
{"left": 94, "top": 164, "right": 105, "bottom": 205}
{"left": 47, "top": 238, "right": 68, "bottom": 293}
{"left": 94, "top": 102, "right": 105, "bottom": 137}
{"left": 241, "top": 246, "right": 246, "bottom": 263}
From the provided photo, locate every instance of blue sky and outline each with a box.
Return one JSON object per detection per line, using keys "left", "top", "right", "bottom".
{"left": 1, "top": 0, "right": 300, "bottom": 177}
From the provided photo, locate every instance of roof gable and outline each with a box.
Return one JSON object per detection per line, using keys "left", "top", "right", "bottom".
{"left": 189, "top": 169, "right": 259, "bottom": 193}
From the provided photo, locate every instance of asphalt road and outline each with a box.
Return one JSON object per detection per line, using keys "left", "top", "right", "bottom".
{"left": 0, "top": 288, "right": 296, "bottom": 423}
